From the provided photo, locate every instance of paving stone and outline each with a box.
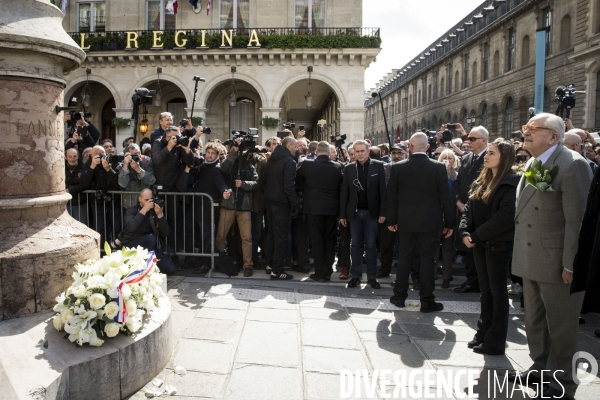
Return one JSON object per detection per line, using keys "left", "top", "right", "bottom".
{"left": 235, "top": 321, "right": 299, "bottom": 367}
{"left": 170, "top": 310, "right": 198, "bottom": 340}
{"left": 179, "top": 283, "right": 213, "bottom": 298}
{"left": 306, "top": 372, "right": 377, "bottom": 400}
{"left": 249, "top": 299, "right": 299, "bottom": 310}
{"left": 300, "top": 306, "right": 349, "bottom": 321}
{"left": 362, "top": 334, "right": 433, "bottom": 371}
{"left": 402, "top": 323, "right": 477, "bottom": 342}
{"left": 350, "top": 316, "right": 404, "bottom": 334}
{"left": 201, "top": 297, "right": 249, "bottom": 310}
{"left": 225, "top": 365, "right": 302, "bottom": 400}
{"left": 246, "top": 307, "right": 299, "bottom": 323}
{"left": 195, "top": 307, "right": 247, "bottom": 321}
{"left": 301, "top": 319, "right": 359, "bottom": 350}
{"left": 156, "top": 369, "right": 227, "bottom": 398}
{"left": 171, "top": 339, "right": 234, "bottom": 374}
{"left": 345, "top": 307, "right": 395, "bottom": 319}
{"left": 417, "top": 339, "right": 519, "bottom": 370}
{"left": 299, "top": 299, "right": 345, "bottom": 310}
{"left": 183, "top": 318, "right": 241, "bottom": 343}
{"left": 303, "top": 347, "right": 368, "bottom": 374}
{"left": 394, "top": 311, "right": 469, "bottom": 326}
{"left": 357, "top": 330, "right": 408, "bottom": 342}
{"left": 170, "top": 296, "right": 206, "bottom": 312}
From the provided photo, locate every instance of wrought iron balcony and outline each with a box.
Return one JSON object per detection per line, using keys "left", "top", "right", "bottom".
{"left": 69, "top": 27, "right": 381, "bottom": 52}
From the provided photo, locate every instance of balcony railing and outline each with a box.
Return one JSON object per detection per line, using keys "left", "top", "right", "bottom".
{"left": 69, "top": 27, "right": 381, "bottom": 52}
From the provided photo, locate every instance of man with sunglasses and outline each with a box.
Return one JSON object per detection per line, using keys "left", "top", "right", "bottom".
{"left": 339, "top": 140, "right": 387, "bottom": 289}
{"left": 453, "top": 124, "right": 489, "bottom": 293}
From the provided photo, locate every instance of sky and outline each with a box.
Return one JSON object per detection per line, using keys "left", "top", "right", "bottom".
{"left": 363, "top": 0, "right": 485, "bottom": 91}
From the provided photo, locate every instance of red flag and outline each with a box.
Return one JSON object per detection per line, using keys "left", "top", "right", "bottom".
{"left": 174, "top": 0, "right": 178, "bottom": 14}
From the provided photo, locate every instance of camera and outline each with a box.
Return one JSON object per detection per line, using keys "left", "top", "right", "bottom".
{"left": 441, "top": 130, "right": 453, "bottom": 143}
{"left": 99, "top": 153, "right": 111, "bottom": 162}
{"left": 555, "top": 84, "right": 585, "bottom": 118}
{"left": 515, "top": 154, "right": 528, "bottom": 163}
{"left": 420, "top": 129, "right": 438, "bottom": 152}
{"left": 179, "top": 118, "right": 189, "bottom": 128}
{"left": 130, "top": 154, "right": 141, "bottom": 163}
{"left": 276, "top": 131, "right": 289, "bottom": 139}
{"left": 69, "top": 111, "right": 92, "bottom": 121}
{"left": 331, "top": 133, "right": 347, "bottom": 147}
{"left": 200, "top": 126, "right": 211, "bottom": 134}
{"left": 151, "top": 185, "right": 165, "bottom": 208}
{"left": 192, "top": 156, "right": 204, "bottom": 167}
{"left": 95, "top": 189, "right": 112, "bottom": 203}
{"left": 232, "top": 128, "right": 259, "bottom": 151}
{"left": 223, "top": 139, "right": 234, "bottom": 147}
{"left": 446, "top": 124, "right": 456, "bottom": 132}
{"left": 175, "top": 135, "right": 190, "bottom": 147}
{"left": 299, "top": 125, "right": 305, "bottom": 131}
{"left": 282, "top": 122, "right": 295, "bottom": 130}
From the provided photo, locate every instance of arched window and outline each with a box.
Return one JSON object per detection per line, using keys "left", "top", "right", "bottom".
{"left": 493, "top": 51, "right": 500, "bottom": 77}
{"left": 463, "top": 55, "right": 469, "bottom": 89}
{"left": 503, "top": 97, "right": 514, "bottom": 138}
{"left": 518, "top": 97, "right": 529, "bottom": 127}
{"left": 440, "top": 78, "right": 445, "bottom": 97}
{"left": 507, "top": 28, "right": 516, "bottom": 71}
{"left": 491, "top": 104, "right": 499, "bottom": 134}
{"left": 481, "top": 103, "right": 488, "bottom": 128}
{"left": 560, "top": 15, "right": 572, "bottom": 51}
{"left": 522, "top": 35, "right": 530, "bottom": 65}
{"left": 472, "top": 62, "right": 477, "bottom": 86}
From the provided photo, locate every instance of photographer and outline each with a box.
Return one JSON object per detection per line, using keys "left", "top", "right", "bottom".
{"left": 152, "top": 125, "right": 194, "bottom": 265}
{"left": 177, "top": 142, "right": 230, "bottom": 273}
{"left": 118, "top": 143, "right": 156, "bottom": 209}
{"left": 215, "top": 138, "right": 260, "bottom": 277}
{"left": 121, "top": 188, "right": 175, "bottom": 275}
{"left": 81, "top": 145, "right": 122, "bottom": 246}
{"left": 150, "top": 112, "right": 174, "bottom": 143}
{"left": 263, "top": 137, "right": 300, "bottom": 280}
{"left": 100, "top": 139, "right": 117, "bottom": 156}
{"left": 64, "top": 112, "right": 100, "bottom": 144}
{"left": 179, "top": 119, "right": 204, "bottom": 151}
{"left": 65, "top": 128, "right": 96, "bottom": 159}
{"left": 65, "top": 148, "right": 92, "bottom": 224}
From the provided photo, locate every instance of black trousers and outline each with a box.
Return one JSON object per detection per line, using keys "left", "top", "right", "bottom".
{"left": 393, "top": 231, "right": 438, "bottom": 305}
{"left": 464, "top": 252, "right": 480, "bottom": 288}
{"left": 336, "top": 222, "right": 351, "bottom": 268}
{"left": 307, "top": 214, "right": 337, "bottom": 278}
{"left": 292, "top": 212, "right": 311, "bottom": 267}
{"left": 377, "top": 223, "right": 397, "bottom": 275}
{"left": 266, "top": 203, "right": 291, "bottom": 274}
{"left": 472, "top": 243, "right": 512, "bottom": 353}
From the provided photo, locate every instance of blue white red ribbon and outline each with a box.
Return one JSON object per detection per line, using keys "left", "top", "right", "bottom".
{"left": 115, "top": 251, "right": 157, "bottom": 323}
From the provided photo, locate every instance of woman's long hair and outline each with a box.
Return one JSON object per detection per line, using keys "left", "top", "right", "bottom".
{"left": 469, "top": 139, "right": 515, "bottom": 203}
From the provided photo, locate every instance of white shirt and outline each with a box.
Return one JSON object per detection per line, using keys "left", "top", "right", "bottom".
{"left": 472, "top": 147, "right": 487, "bottom": 160}
{"left": 533, "top": 144, "right": 558, "bottom": 165}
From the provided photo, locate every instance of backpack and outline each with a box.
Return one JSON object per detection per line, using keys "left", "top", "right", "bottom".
{"left": 215, "top": 251, "right": 238, "bottom": 277}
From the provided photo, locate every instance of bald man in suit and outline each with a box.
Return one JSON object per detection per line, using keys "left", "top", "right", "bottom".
{"left": 509, "top": 113, "right": 592, "bottom": 399}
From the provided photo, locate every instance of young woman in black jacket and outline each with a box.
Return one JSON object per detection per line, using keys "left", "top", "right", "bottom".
{"left": 459, "top": 140, "right": 520, "bottom": 355}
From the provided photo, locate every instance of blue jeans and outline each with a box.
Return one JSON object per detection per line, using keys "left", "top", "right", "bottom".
{"left": 349, "top": 209, "right": 379, "bottom": 280}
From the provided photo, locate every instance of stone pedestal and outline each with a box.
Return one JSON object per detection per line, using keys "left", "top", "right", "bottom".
{"left": 0, "top": 0, "right": 99, "bottom": 320}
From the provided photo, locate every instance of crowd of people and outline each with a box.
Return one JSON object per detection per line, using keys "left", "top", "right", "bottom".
{"left": 64, "top": 110, "right": 600, "bottom": 398}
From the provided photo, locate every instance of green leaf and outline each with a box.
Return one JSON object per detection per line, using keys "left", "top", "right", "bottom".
{"left": 122, "top": 249, "right": 137, "bottom": 259}
{"left": 104, "top": 242, "right": 112, "bottom": 256}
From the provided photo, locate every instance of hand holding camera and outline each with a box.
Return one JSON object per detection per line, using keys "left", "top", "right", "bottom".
{"left": 141, "top": 199, "right": 154, "bottom": 215}
{"left": 153, "top": 202, "right": 163, "bottom": 218}
{"left": 90, "top": 155, "right": 102, "bottom": 169}
{"left": 101, "top": 157, "right": 111, "bottom": 172}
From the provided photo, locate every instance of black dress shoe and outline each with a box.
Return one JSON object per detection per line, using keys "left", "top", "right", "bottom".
{"left": 376, "top": 271, "right": 390, "bottom": 279}
{"left": 389, "top": 296, "right": 405, "bottom": 308}
{"left": 507, "top": 371, "right": 542, "bottom": 386}
{"left": 309, "top": 273, "right": 326, "bottom": 283}
{"left": 472, "top": 344, "right": 504, "bottom": 356}
{"left": 467, "top": 339, "right": 482, "bottom": 348}
{"left": 367, "top": 279, "right": 381, "bottom": 289}
{"left": 347, "top": 277, "right": 361, "bottom": 288}
{"left": 454, "top": 284, "right": 480, "bottom": 293}
{"left": 420, "top": 302, "right": 443, "bottom": 313}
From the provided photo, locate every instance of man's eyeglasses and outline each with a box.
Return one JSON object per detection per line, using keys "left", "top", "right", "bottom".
{"left": 522, "top": 124, "right": 548, "bottom": 133}
{"left": 467, "top": 136, "right": 485, "bottom": 142}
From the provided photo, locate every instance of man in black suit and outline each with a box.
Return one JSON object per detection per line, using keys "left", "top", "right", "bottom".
{"left": 340, "top": 140, "right": 387, "bottom": 289}
{"left": 453, "top": 124, "right": 488, "bottom": 293}
{"left": 297, "top": 141, "right": 343, "bottom": 282}
{"left": 387, "top": 133, "right": 454, "bottom": 312}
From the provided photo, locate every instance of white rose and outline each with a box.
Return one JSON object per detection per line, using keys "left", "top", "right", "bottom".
{"left": 104, "top": 322, "right": 121, "bottom": 338}
{"left": 61, "top": 309, "right": 73, "bottom": 324}
{"left": 125, "top": 318, "right": 143, "bottom": 333}
{"left": 125, "top": 299, "right": 137, "bottom": 316}
{"left": 104, "top": 301, "right": 119, "bottom": 319}
{"left": 72, "top": 285, "right": 88, "bottom": 298}
{"left": 88, "top": 293, "right": 106, "bottom": 310}
{"left": 53, "top": 314, "right": 64, "bottom": 331}
{"left": 88, "top": 329, "right": 104, "bottom": 347}
{"left": 121, "top": 285, "right": 132, "bottom": 300}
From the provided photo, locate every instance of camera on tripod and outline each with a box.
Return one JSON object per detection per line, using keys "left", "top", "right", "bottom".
{"left": 231, "top": 128, "right": 259, "bottom": 151}
{"left": 331, "top": 133, "right": 347, "bottom": 147}
{"left": 555, "top": 84, "right": 585, "bottom": 119}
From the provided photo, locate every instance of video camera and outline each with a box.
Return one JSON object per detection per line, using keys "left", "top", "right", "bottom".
{"left": 420, "top": 128, "right": 439, "bottom": 149}
{"left": 282, "top": 122, "right": 295, "bottom": 130}
{"left": 555, "top": 84, "right": 585, "bottom": 118}
{"left": 231, "top": 128, "right": 259, "bottom": 152}
{"left": 131, "top": 87, "right": 156, "bottom": 121}
{"left": 331, "top": 133, "right": 347, "bottom": 147}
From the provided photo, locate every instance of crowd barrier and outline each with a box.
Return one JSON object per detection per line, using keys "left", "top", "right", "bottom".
{"left": 66, "top": 190, "right": 218, "bottom": 277}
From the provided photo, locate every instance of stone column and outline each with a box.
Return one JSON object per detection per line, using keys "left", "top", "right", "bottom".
{"left": 339, "top": 108, "right": 367, "bottom": 145}
{"left": 259, "top": 108, "right": 282, "bottom": 146}
{"left": 0, "top": 0, "right": 100, "bottom": 320}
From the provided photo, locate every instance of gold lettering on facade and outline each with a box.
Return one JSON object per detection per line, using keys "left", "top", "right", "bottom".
{"left": 126, "top": 32, "right": 139, "bottom": 49}
{"left": 248, "top": 30, "right": 261, "bottom": 47}
{"left": 200, "top": 30, "right": 207, "bottom": 47}
{"left": 80, "top": 33, "right": 91, "bottom": 50}
{"left": 175, "top": 31, "right": 187, "bottom": 47}
{"left": 221, "top": 30, "right": 233, "bottom": 47}
{"left": 153, "top": 31, "right": 164, "bottom": 48}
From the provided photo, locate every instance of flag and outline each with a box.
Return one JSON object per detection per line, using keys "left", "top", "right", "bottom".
{"left": 166, "top": 0, "right": 176, "bottom": 15}
{"left": 207, "top": 0, "right": 211, "bottom": 15}
{"left": 61, "top": 0, "right": 67, "bottom": 16}
{"left": 189, "top": 0, "right": 198, "bottom": 8}
{"left": 114, "top": 252, "right": 157, "bottom": 323}
{"left": 174, "top": 0, "right": 178, "bottom": 14}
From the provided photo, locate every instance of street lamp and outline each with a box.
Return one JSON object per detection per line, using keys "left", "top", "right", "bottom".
{"left": 229, "top": 66, "right": 237, "bottom": 107}
{"left": 154, "top": 67, "right": 162, "bottom": 107}
{"left": 371, "top": 91, "right": 392, "bottom": 146}
{"left": 305, "top": 66, "right": 313, "bottom": 110}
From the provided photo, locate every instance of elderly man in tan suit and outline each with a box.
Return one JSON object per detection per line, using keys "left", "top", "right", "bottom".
{"left": 510, "top": 113, "right": 592, "bottom": 399}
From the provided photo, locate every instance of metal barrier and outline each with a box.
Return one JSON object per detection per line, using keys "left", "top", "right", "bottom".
{"left": 66, "top": 190, "right": 219, "bottom": 277}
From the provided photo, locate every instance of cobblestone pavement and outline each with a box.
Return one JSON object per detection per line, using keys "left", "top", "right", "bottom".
{"left": 128, "top": 272, "right": 600, "bottom": 400}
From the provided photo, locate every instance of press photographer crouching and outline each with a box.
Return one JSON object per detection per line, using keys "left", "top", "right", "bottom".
{"left": 120, "top": 188, "right": 176, "bottom": 275}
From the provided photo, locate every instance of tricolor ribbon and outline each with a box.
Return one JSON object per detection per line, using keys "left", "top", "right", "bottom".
{"left": 115, "top": 251, "right": 157, "bottom": 323}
